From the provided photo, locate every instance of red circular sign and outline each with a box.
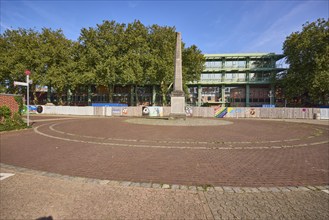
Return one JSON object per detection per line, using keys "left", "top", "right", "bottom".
{"left": 25, "top": 70, "right": 31, "bottom": 75}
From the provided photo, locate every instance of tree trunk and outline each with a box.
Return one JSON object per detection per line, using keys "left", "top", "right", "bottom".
{"left": 87, "top": 85, "right": 92, "bottom": 106}
{"left": 33, "top": 86, "right": 38, "bottom": 105}
{"left": 47, "top": 85, "right": 51, "bottom": 103}
{"left": 58, "top": 91, "right": 63, "bottom": 105}
{"left": 109, "top": 84, "right": 114, "bottom": 103}
{"left": 322, "top": 92, "right": 327, "bottom": 105}
{"left": 160, "top": 81, "right": 167, "bottom": 106}
{"left": 67, "top": 88, "right": 72, "bottom": 106}
{"left": 162, "top": 92, "right": 167, "bottom": 106}
{"left": 135, "top": 85, "right": 139, "bottom": 106}
{"left": 130, "top": 85, "right": 134, "bottom": 106}
{"left": 152, "top": 85, "right": 156, "bottom": 106}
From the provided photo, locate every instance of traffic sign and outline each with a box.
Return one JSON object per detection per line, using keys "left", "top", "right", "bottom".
{"left": 25, "top": 70, "right": 31, "bottom": 75}
{"left": 14, "top": 81, "right": 28, "bottom": 86}
{"left": 13, "top": 70, "right": 31, "bottom": 126}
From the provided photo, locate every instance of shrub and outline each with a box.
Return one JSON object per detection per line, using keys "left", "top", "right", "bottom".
{"left": 14, "top": 96, "right": 24, "bottom": 115}
{"left": 12, "top": 112, "right": 26, "bottom": 126}
{"left": 0, "top": 105, "right": 28, "bottom": 132}
{"left": 0, "top": 105, "right": 11, "bottom": 120}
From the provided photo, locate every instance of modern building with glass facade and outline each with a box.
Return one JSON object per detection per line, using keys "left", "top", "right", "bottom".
{"left": 187, "top": 53, "right": 286, "bottom": 107}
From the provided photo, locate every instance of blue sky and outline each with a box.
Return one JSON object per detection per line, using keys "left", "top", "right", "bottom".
{"left": 1, "top": 0, "right": 328, "bottom": 54}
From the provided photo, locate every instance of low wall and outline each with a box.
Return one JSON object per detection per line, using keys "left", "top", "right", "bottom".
{"left": 217, "top": 107, "right": 320, "bottom": 119}
{"left": 190, "top": 107, "right": 215, "bottom": 118}
{"left": 0, "top": 94, "right": 20, "bottom": 114}
{"left": 42, "top": 106, "right": 95, "bottom": 116}
{"left": 34, "top": 105, "right": 329, "bottom": 120}
{"left": 320, "top": 109, "right": 329, "bottom": 119}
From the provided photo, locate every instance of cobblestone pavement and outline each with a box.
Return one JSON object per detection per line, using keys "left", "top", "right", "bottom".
{"left": 1, "top": 167, "right": 329, "bottom": 220}
{"left": 1, "top": 116, "right": 329, "bottom": 219}
{"left": 1, "top": 116, "right": 328, "bottom": 187}
{"left": 203, "top": 190, "right": 329, "bottom": 220}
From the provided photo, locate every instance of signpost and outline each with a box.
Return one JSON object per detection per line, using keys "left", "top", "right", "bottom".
{"left": 14, "top": 70, "right": 31, "bottom": 126}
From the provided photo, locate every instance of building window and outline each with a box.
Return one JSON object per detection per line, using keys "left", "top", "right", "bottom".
{"left": 205, "top": 61, "right": 221, "bottom": 68}
{"left": 238, "top": 61, "right": 246, "bottom": 68}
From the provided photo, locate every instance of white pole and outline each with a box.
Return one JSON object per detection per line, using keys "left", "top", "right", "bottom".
{"left": 26, "top": 74, "right": 29, "bottom": 126}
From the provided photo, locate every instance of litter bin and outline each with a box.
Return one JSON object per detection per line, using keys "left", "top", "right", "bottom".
{"left": 313, "top": 113, "right": 320, "bottom": 119}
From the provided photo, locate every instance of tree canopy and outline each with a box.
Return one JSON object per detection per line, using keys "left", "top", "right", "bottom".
{"left": 0, "top": 27, "right": 77, "bottom": 104}
{"left": 281, "top": 18, "right": 329, "bottom": 106}
{"left": 0, "top": 20, "right": 205, "bottom": 105}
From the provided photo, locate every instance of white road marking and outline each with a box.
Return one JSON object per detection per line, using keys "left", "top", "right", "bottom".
{"left": 0, "top": 173, "right": 15, "bottom": 181}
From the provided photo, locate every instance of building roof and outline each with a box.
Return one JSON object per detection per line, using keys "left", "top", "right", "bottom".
{"left": 204, "top": 53, "right": 285, "bottom": 60}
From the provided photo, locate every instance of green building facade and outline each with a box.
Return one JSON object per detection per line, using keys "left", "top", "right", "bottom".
{"left": 187, "top": 53, "right": 286, "bottom": 107}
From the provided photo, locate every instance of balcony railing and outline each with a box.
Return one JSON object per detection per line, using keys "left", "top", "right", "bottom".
{"left": 203, "top": 64, "right": 284, "bottom": 72}
{"left": 188, "top": 77, "right": 271, "bottom": 85}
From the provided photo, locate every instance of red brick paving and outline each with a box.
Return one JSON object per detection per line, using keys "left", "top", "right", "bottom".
{"left": 1, "top": 116, "right": 328, "bottom": 187}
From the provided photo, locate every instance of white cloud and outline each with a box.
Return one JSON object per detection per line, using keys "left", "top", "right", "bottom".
{"left": 22, "top": 1, "right": 57, "bottom": 24}
{"left": 240, "top": 0, "right": 325, "bottom": 53}
{"left": 19, "top": 1, "right": 81, "bottom": 40}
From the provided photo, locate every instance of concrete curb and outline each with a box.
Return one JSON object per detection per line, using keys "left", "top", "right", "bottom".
{"left": 1, "top": 163, "right": 328, "bottom": 194}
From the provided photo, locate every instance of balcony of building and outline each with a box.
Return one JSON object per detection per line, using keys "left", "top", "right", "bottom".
{"left": 203, "top": 53, "right": 286, "bottom": 73}
{"left": 188, "top": 53, "right": 286, "bottom": 85}
{"left": 188, "top": 72, "right": 276, "bottom": 85}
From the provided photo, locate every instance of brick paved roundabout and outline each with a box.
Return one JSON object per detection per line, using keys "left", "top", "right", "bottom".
{"left": 1, "top": 115, "right": 328, "bottom": 219}
{"left": 2, "top": 115, "right": 328, "bottom": 187}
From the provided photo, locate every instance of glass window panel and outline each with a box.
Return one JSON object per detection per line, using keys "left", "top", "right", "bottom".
{"left": 201, "top": 74, "right": 210, "bottom": 79}
{"left": 205, "top": 61, "right": 221, "bottom": 68}
{"left": 238, "top": 61, "right": 246, "bottom": 68}
{"left": 237, "top": 73, "right": 246, "bottom": 80}
{"left": 225, "top": 73, "right": 233, "bottom": 81}
{"left": 225, "top": 61, "right": 233, "bottom": 68}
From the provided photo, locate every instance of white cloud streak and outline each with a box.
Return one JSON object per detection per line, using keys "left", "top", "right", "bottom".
{"left": 241, "top": 0, "right": 324, "bottom": 53}
{"left": 20, "top": 0, "right": 81, "bottom": 40}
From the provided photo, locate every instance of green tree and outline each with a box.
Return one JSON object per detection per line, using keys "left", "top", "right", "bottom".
{"left": 119, "top": 20, "right": 154, "bottom": 104}
{"left": 76, "top": 26, "right": 99, "bottom": 101}
{"left": 1, "top": 20, "right": 205, "bottom": 106}
{"left": 182, "top": 44, "right": 205, "bottom": 97}
{"left": 148, "top": 25, "right": 176, "bottom": 105}
{"left": 282, "top": 18, "right": 329, "bottom": 106}
{"left": 0, "top": 28, "right": 76, "bottom": 105}
{"left": 0, "top": 28, "right": 40, "bottom": 94}
{"left": 38, "top": 28, "right": 76, "bottom": 105}
{"left": 310, "top": 45, "right": 329, "bottom": 104}
{"left": 78, "top": 20, "right": 126, "bottom": 102}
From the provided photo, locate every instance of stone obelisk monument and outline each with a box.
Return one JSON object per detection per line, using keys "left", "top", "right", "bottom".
{"left": 169, "top": 32, "right": 186, "bottom": 120}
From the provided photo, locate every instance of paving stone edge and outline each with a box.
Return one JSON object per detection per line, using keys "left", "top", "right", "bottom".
{"left": 1, "top": 163, "right": 328, "bottom": 194}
